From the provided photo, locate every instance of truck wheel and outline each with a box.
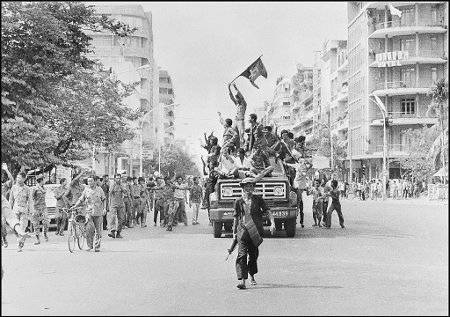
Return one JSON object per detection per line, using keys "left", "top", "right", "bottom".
{"left": 224, "top": 224, "right": 232, "bottom": 232}
{"left": 275, "top": 221, "right": 282, "bottom": 231}
{"left": 284, "top": 220, "right": 296, "bottom": 237}
{"left": 213, "top": 222, "right": 222, "bottom": 238}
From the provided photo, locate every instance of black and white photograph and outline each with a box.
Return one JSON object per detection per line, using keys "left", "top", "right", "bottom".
{"left": 1, "top": 1, "right": 448, "bottom": 315}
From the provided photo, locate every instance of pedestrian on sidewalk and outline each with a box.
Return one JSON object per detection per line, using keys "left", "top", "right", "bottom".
{"left": 233, "top": 178, "right": 276, "bottom": 290}
{"left": 189, "top": 177, "right": 203, "bottom": 225}
{"left": 323, "top": 180, "right": 345, "bottom": 229}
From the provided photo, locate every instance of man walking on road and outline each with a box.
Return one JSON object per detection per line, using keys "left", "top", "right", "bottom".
{"left": 173, "top": 175, "right": 190, "bottom": 226}
{"left": 30, "top": 176, "right": 49, "bottom": 244}
{"left": 100, "top": 175, "right": 110, "bottom": 230}
{"left": 9, "top": 172, "right": 34, "bottom": 252}
{"left": 189, "top": 177, "right": 203, "bottom": 225}
{"left": 233, "top": 178, "right": 276, "bottom": 290}
{"left": 323, "top": 180, "right": 345, "bottom": 229}
{"left": 54, "top": 178, "right": 69, "bottom": 236}
{"left": 108, "top": 174, "right": 127, "bottom": 239}
{"left": 72, "top": 176, "right": 106, "bottom": 251}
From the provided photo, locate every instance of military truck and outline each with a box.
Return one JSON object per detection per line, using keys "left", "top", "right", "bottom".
{"left": 209, "top": 157, "right": 298, "bottom": 238}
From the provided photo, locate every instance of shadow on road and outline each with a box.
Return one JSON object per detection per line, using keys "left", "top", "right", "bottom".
{"left": 250, "top": 283, "right": 343, "bottom": 290}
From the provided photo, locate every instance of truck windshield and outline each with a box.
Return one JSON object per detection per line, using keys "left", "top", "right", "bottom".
{"left": 269, "top": 156, "right": 285, "bottom": 176}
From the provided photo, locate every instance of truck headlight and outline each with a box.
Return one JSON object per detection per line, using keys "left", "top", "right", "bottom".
{"left": 222, "top": 187, "right": 233, "bottom": 197}
{"left": 273, "top": 186, "right": 284, "bottom": 196}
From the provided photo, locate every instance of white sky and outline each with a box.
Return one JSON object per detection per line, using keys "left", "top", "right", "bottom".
{"left": 89, "top": 2, "right": 348, "bottom": 168}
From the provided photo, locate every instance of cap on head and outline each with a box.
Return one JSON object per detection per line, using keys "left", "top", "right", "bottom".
{"left": 239, "top": 177, "right": 256, "bottom": 187}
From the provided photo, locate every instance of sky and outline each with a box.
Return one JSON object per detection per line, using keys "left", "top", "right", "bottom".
{"left": 90, "top": 2, "right": 348, "bottom": 169}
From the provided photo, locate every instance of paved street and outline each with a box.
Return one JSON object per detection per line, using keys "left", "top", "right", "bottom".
{"left": 2, "top": 197, "right": 448, "bottom": 316}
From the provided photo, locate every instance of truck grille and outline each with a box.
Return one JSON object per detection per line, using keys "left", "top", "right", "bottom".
{"left": 220, "top": 182, "right": 287, "bottom": 200}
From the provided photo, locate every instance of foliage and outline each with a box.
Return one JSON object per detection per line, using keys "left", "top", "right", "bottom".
{"left": 398, "top": 125, "right": 438, "bottom": 181}
{"left": 146, "top": 145, "right": 201, "bottom": 179}
{"left": 426, "top": 79, "right": 448, "bottom": 170}
{"left": 306, "top": 124, "right": 348, "bottom": 175}
{"left": 1, "top": 1, "right": 138, "bottom": 168}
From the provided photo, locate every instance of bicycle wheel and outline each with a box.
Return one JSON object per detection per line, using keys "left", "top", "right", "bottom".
{"left": 67, "top": 222, "right": 77, "bottom": 253}
{"left": 77, "top": 224, "right": 85, "bottom": 250}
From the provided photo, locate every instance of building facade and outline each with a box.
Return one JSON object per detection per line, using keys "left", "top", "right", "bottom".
{"left": 158, "top": 69, "right": 176, "bottom": 148}
{"left": 347, "top": 1, "right": 447, "bottom": 181}
{"left": 290, "top": 64, "right": 314, "bottom": 139}
{"left": 84, "top": 4, "right": 158, "bottom": 177}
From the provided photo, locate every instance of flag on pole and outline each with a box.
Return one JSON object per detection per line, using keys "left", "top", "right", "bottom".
{"left": 373, "top": 95, "right": 387, "bottom": 116}
{"left": 238, "top": 56, "right": 268, "bottom": 89}
{"left": 389, "top": 4, "right": 402, "bottom": 18}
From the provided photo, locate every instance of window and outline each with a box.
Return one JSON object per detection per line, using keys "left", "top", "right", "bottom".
{"left": 400, "top": 38, "right": 415, "bottom": 52}
{"left": 430, "top": 37, "right": 437, "bottom": 51}
{"left": 400, "top": 67, "right": 415, "bottom": 87}
{"left": 431, "top": 68, "right": 437, "bottom": 83}
{"left": 168, "top": 88, "right": 173, "bottom": 95}
{"left": 401, "top": 98, "right": 415, "bottom": 115}
{"left": 159, "top": 88, "right": 168, "bottom": 94}
{"left": 400, "top": 8, "right": 415, "bottom": 26}
{"left": 282, "top": 102, "right": 290, "bottom": 106}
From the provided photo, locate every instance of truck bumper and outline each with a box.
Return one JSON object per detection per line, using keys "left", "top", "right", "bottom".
{"left": 210, "top": 207, "right": 297, "bottom": 223}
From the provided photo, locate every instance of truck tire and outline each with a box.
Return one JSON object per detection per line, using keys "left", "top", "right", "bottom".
{"left": 275, "top": 221, "right": 282, "bottom": 231}
{"left": 213, "top": 222, "right": 222, "bottom": 238}
{"left": 284, "top": 219, "right": 296, "bottom": 237}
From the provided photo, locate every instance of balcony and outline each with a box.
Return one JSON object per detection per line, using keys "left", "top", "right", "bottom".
{"left": 370, "top": 143, "right": 410, "bottom": 155}
{"left": 370, "top": 20, "right": 447, "bottom": 39}
{"left": 369, "top": 112, "right": 438, "bottom": 126}
{"left": 369, "top": 50, "right": 447, "bottom": 67}
{"left": 336, "top": 88, "right": 349, "bottom": 102}
{"left": 337, "top": 59, "right": 348, "bottom": 73}
{"left": 372, "top": 81, "right": 431, "bottom": 96}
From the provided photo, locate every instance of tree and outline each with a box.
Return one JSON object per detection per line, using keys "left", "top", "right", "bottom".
{"left": 306, "top": 124, "right": 348, "bottom": 178}
{"left": 1, "top": 1, "right": 137, "bottom": 167}
{"left": 398, "top": 126, "right": 438, "bottom": 181}
{"left": 426, "top": 79, "right": 448, "bottom": 172}
{"left": 148, "top": 145, "right": 201, "bottom": 179}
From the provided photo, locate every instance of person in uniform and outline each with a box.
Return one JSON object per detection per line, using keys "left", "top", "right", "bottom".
{"left": 131, "top": 177, "right": 142, "bottom": 226}
{"left": 232, "top": 178, "right": 276, "bottom": 290}
{"left": 173, "top": 175, "right": 190, "bottom": 226}
{"left": 228, "top": 82, "right": 247, "bottom": 146}
{"left": 123, "top": 177, "right": 133, "bottom": 227}
{"left": 108, "top": 174, "right": 127, "bottom": 239}
{"left": 100, "top": 175, "right": 110, "bottom": 230}
{"left": 153, "top": 177, "right": 166, "bottom": 226}
{"left": 72, "top": 176, "right": 106, "bottom": 251}
{"left": 189, "top": 177, "right": 203, "bottom": 225}
{"left": 136, "top": 177, "right": 149, "bottom": 228}
{"left": 30, "top": 176, "right": 49, "bottom": 244}
{"left": 9, "top": 172, "right": 34, "bottom": 252}
{"left": 323, "top": 180, "right": 345, "bottom": 229}
{"left": 54, "top": 178, "right": 70, "bottom": 236}
{"left": 64, "top": 170, "right": 88, "bottom": 213}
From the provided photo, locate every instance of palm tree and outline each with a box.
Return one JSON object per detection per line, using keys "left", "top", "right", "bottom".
{"left": 426, "top": 79, "right": 448, "bottom": 176}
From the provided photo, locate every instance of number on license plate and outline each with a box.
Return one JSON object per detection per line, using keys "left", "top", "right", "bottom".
{"left": 273, "top": 211, "right": 288, "bottom": 217}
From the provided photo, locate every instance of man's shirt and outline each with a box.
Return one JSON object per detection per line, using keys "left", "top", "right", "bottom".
{"left": 9, "top": 184, "right": 33, "bottom": 214}
{"left": 174, "top": 182, "right": 189, "bottom": 200}
{"left": 189, "top": 184, "right": 203, "bottom": 203}
{"left": 109, "top": 182, "right": 127, "bottom": 208}
{"left": 77, "top": 186, "right": 105, "bottom": 216}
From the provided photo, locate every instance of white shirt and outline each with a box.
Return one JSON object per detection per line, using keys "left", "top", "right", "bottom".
{"left": 233, "top": 155, "right": 252, "bottom": 169}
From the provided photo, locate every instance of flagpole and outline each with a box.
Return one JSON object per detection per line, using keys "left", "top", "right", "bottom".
{"left": 230, "top": 55, "right": 263, "bottom": 84}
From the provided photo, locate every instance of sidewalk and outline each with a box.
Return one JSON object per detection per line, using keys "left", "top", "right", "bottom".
{"left": 342, "top": 195, "right": 448, "bottom": 206}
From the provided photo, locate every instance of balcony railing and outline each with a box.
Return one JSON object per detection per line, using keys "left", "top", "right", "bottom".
{"left": 408, "top": 49, "right": 447, "bottom": 59}
{"left": 375, "top": 112, "right": 418, "bottom": 120}
{"left": 376, "top": 81, "right": 418, "bottom": 90}
{"left": 370, "top": 144, "right": 409, "bottom": 153}
{"left": 375, "top": 20, "right": 446, "bottom": 31}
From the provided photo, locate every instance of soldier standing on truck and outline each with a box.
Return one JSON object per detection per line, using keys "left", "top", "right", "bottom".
{"left": 232, "top": 177, "right": 276, "bottom": 290}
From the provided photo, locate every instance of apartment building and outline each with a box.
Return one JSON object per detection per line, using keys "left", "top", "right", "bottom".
{"left": 347, "top": 2, "right": 447, "bottom": 181}
{"left": 158, "top": 69, "right": 176, "bottom": 148}
{"left": 84, "top": 4, "right": 158, "bottom": 176}
{"left": 266, "top": 76, "right": 293, "bottom": 131}
{"left": 290, "top": 64, "right": 315, "bottom": 139}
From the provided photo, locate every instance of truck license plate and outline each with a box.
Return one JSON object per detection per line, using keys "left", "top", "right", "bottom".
{"left": 272, "top": 211, "right": 288, "bottom": 217}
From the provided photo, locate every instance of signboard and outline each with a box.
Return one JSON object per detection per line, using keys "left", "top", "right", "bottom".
{"left": 376, "top": 51, "right": 409, "bottom": 67}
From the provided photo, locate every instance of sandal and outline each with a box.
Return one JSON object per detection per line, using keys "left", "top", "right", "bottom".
{"left": 236, "top": 283, "right": 246, "bottom": 290}
{"left": 250, "top": 280, "right": 257, "bottom": 285}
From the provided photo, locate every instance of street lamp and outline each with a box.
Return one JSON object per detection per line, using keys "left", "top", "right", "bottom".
{"left": 370, "top": 96, "right": 388, "bottom": 201}
{"left": 139, "top": 102, "right": 180, "bottom": 177}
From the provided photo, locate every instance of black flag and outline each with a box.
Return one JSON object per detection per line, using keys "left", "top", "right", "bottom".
{"left": 239, "top": 56, "right": 267, "bottom": 89}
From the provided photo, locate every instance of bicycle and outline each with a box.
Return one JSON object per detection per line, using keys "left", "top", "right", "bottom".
{"left": 65, "top": 207, "right": 86, "bottom": 253}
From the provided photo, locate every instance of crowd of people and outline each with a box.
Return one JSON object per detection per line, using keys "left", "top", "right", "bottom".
{"left": 1, "top": 161, "right": 206, "bottom": 252}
